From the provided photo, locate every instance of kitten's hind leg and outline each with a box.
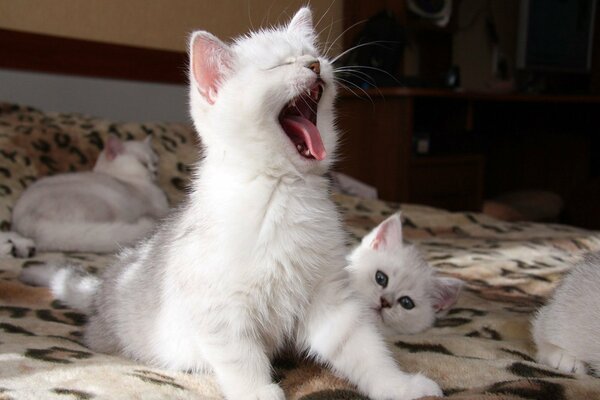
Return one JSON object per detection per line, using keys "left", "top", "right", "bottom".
{"left": 536, "top": 340, "right": 587, "bottom": 375}
{"left": 299, "top": 280, "right": 442, "bottom": 400}
{"left": 201, "top": 334, "right": 284, "bottom": 400}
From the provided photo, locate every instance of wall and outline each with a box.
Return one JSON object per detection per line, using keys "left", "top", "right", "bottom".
{"left": 0, "top": 69, "right": 189, "bottom": 122}
{"left": 0, "top": 0, "right": 343, "bottom": 52}
{"left": 0, "top": 1, "right": 343, "bottom": 122}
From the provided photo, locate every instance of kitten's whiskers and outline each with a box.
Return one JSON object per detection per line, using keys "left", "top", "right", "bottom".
{"left": 333, "top": 77, "right": 373, "bottom": 104}
{"left": 323, "top": 19, "right": 367, "bottom": 58}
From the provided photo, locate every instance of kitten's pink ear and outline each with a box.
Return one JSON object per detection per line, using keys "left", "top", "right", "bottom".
{"left": 371, "top": 213, "right": 403, "bottom": 251}
{"left": 190, "top": 31, "right": 232, "bottom": 105}
{"left": 432, "top": 277, "right": 464, "bottom": 313}
{"left": 105, "top": 135, "right": 124, "bottom": 161}
{"left": 288, "top": 7, "right": 315, "bottom": 39}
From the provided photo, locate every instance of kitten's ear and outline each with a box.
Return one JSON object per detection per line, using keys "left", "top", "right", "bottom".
{"left": 189, "top": 31, "right": 233, "bottom": 105}
{"left": 288, "top": 7, "right": 315, "bottom": 40}
{"left": 105, "top": 135, "right": 125, "bottom": 161}
{"left": 432, "top": 277, "right": 464, "bottom": 313}
{"left": 371, "top": 213, "right": 403, "bottom": 251}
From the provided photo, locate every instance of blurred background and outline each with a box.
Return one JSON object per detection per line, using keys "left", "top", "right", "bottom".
{"left": 0, "top": 0, "right": 598, "bottom": 228}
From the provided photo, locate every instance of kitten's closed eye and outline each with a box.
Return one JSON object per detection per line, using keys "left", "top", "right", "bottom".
{"left": 266, "top": 61, "right": 294, "bottom": 70}
{"left": 266, "top": 56, "right": 306, "bottom": 70}
{"left": 375, "top": 270, "right": 388, "bottom": 288}
{"left": 398, "top": 296, "right": 415, "bottom": 310}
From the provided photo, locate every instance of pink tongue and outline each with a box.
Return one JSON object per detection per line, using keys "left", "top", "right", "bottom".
{"left": 281, "top": 115, "right": 327, "bottom": 160}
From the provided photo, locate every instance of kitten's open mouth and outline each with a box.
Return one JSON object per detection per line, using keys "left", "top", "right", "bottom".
{"left": 279, "top": 79, "right": 326, "bottom": 160}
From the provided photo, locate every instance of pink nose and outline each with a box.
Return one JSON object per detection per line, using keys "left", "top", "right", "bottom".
{"left": 306, "top": 60, "right": 320, "bottom": 75}
{"left": 380, "top": 297, "right": 391, "bottom": 309}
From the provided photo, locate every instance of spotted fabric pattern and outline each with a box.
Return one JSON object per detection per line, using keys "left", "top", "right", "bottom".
{"left": 1, "top": 102, "right": 600, "bottom": 399}
{"left": 0, "top": 102, "right": 198, "bottom": 231}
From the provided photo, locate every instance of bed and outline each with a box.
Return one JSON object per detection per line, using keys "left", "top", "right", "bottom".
{"left": 1, "top": 29, "right": 600, "bottom": 400}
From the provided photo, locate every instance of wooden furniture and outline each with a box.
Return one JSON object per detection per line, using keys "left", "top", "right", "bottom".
{"left": 342, "top": 0, "right": 457, "bottom": 87}
{"left": 335, "top": 88, "right": 600, "bottom": 211}
{"left": 0, "top": 28, "right": 187, "bottom": 84}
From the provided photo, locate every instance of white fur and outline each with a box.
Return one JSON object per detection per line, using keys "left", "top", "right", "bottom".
{"left": 347, "top": 213, "right": 464, "bottom": 335}
{"left": 19, "top": 262, "right": 100, "bottom": 313}
{"left": 10, "top": 136, "right": 168, "bottom": 253}
{"left": 0, "top": 231, "right": 35, "bottom": 257}
{"left": 24, "top": 9, "right": 442, "bottom": 400}
{"left": 532, "top": 251, "right": 600, "bottom": 375}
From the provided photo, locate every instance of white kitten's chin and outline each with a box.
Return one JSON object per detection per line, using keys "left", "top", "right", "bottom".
{"left": 382, "top": 308, "right": 436, "bottom": 335}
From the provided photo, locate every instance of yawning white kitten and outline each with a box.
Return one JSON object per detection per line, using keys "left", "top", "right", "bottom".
{"left": 348, "top": 213, "right": 464, "bottom": 335}
{"left": 20, "top": 9, "right": 442, "bottom": 400}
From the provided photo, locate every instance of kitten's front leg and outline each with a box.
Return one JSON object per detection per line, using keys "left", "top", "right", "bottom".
{"left": 536, "top": 340, "right": 587, "bottom": 375}
{"left": 299, "top": 279, "right": 442, "bottom": 400}
{"left": 202, "top": 335, "right": 284, "bottom": 400}
{"left": 0, "top": 232, "right": 35, "bottom": 258}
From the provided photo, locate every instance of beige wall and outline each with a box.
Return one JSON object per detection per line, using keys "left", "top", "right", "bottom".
{"left": 0, "top": 0, "right": 343, "bottom": 53}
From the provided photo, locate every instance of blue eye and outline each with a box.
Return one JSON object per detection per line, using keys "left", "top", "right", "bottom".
{"left": 375, "top": 270, "right": 388, "bottom": 288}
{"left": 398, "top": 296, "right": 415, "bottom": 310}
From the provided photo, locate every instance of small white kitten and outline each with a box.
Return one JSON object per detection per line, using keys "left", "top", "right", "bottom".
{"left": 532, "top": 251, "right": 600, "bottom": 375}
{"left": 10, "top": 135, "right": 168, "bottom": 254}
{"left": 347, "top": 213, "right": 464, "bottom": 335}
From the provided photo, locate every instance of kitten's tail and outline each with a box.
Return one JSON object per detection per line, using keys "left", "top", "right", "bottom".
{"left": 14, "top": 217, "right": 156, "bottom": 253}
{"left": 18, "top": 262, "right": 99, "bottom": 313}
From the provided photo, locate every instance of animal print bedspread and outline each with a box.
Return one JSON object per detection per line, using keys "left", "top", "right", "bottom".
{"left": 1, "top": 102, "right": 600, "bottom": 399}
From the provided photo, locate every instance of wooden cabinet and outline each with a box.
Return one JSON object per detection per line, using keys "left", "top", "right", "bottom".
{"left": 335, "top": 88, "right": 600, "bottom": 211}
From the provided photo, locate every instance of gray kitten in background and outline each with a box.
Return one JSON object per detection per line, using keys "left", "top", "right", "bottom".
{"left": 10, "top": 135, "right": 168, "bottom": 254}
{"left": 532, "top": 251, "right": 600, "bottom": 375}
{"left": 347, "top": 213, "right": 464, "bottom": 336}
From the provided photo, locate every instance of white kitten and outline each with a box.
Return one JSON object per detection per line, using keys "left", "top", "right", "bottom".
{"left": 10, "top": 135, "right": 168, "bottom": 253}
{"left": 347, "top": 213, "right": 464, "bottom": 335}
{"left": 532, "top": 251, "right": 600, "bottom": 375}
{"left": 20, "top": 9, "right": 442, "bottom": 400}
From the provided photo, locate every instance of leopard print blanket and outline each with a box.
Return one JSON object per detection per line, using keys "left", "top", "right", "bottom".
{"left": 1, "top": 102, "right": 600, "bottom": 399}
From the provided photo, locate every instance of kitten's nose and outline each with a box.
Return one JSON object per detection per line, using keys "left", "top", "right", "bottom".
{"left": 306, "top": 60, "right": 320, "bottom": 75}
{"left": 380, "top": 296, "right": 391, "bottom": 309}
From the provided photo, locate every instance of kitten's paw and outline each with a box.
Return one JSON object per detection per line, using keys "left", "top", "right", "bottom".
{"left": 0, "top": 234, "right": 35, "bottom": 258}
{"left": 369, "top": 373, "right": 442, "bottom": 400}
{"left": 248, "top": 383, "right": 285, "bottom": 400}
{"left": 538, "top": 347, "right": 587, "bottom": 375}
{"left": 401, "top": 374, "right": 443, "bottom": 399}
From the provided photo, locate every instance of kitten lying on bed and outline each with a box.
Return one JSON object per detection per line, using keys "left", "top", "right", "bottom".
{"left": 348, "top": 213, "right": 464, "bottom": 335}
{"left": 9, "top": 135, "right": 168, "bottom": 254}
{"left": 19, "top": 9, "right": 442, "bottom": 400}
{"left": 532, "top": 251, "right": 600, "bottom": 375}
